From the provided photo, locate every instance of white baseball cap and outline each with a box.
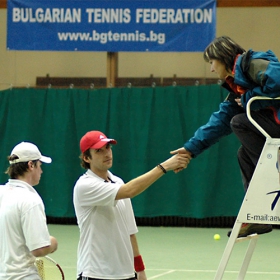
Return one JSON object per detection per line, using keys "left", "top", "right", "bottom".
{"left": 9, "top": 142, "right": 52, "bottom": 164}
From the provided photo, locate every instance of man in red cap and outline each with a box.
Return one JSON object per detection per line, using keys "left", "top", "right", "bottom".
{"left": 73, "top": 131, "right": 190, "bottom": 280}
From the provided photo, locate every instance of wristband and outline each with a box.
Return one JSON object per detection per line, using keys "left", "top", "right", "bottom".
{"left": 157, "top": 164, "right": 167, "bottom": 174}
{"left": 134, "top": 255, "right": 145, "bottom": 272}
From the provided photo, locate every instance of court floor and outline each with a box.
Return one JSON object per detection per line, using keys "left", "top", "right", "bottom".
{"left": 48, "top": 224, "right": 280, "bottom": 280}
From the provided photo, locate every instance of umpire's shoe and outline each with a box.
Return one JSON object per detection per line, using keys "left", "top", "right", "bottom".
{"left": 227, "top": 223, "right": 272, "bottom": 238}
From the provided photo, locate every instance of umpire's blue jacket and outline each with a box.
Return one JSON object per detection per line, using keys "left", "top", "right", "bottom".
{"left": 184, "top": 49, "right": 280, "bottom": 157}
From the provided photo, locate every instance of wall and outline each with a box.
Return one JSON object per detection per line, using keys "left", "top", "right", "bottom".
{"left": 0, "top": 86, "right": 243, "bottom": 219}
{"left": 0, "top": 7, "right": 280, "bottom": 89}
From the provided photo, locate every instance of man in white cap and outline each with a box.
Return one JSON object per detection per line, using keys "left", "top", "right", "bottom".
{"left": 0, "top": 142, "right": 58, "bottom": 280}
{"left": 73, "top": 131, "right": 191, "bottom": 280}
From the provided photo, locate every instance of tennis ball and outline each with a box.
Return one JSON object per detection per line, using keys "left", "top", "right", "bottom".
{"left": 214, "top": 234, "right": 220, "bottom": 240}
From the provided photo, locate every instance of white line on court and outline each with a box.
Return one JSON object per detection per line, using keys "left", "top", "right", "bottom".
{"left": 146, "top": 268, "right": 280, "bottom": 275}
{"left": 225, "top": 271, "right": 280, "bottom": 275}
{"left": 148, "top": 270, "right": 176, "bottom": 279}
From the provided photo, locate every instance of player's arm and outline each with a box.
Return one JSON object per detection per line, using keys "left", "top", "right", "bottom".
{"left": 130, "top": 234, "right": 147, "bottom": 280}
{"left": 31, "top": 236, "right": 58, "bottom": 257}
{"left": 24, "top": 204, "right": 58, "bottom": 258}
{"left": 115, "top": 153, "right": 190, "bottom": 200}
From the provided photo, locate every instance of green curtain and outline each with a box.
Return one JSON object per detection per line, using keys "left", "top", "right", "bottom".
{"left": 0, "top": 85, "right": 244, "bottom": 218}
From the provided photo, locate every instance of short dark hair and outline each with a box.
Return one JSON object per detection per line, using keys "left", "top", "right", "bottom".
{"left": 79, "top": 149, "right": 91, "bottom": 169}
{"left": 5, "top": 155, "right": 39, "bottom": 179}
{"left": 203, "top": 36, "right": 246, "bottom": 72}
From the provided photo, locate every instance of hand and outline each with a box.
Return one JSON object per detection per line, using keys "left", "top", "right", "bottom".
{"left": 235, "top": 98, "right": 243, "bottom": 107}
{"left": 137, "top": 270, "right": 147, "bottom": 280}
{"left": 170, "top": 147, "right": 191, "bottom": 156}
{"left": 170, "top": 147, "right": 192, "bottom": 173}
{"left": 161, "top": 152, "right": 191, "bottom": 174}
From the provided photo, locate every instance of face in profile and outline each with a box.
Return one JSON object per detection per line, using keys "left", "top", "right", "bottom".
{"left": 31, "top": 161, "right": 43, "bottom": 186}
{"left": 209, "top": 59, "right": 231, "bottom": 79}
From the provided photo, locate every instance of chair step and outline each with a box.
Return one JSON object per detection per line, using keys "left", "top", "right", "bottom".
{"left": 235, "top": 233, "right": 259, "bottom": 243}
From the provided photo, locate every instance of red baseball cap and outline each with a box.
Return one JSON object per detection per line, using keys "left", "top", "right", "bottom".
{"left": 80, "top": 131, "right": 117, "bottom": 153}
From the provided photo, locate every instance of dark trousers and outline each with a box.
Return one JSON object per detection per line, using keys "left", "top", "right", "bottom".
{"left": 78, "top": 274, "right": 136, "bottom": 280}
{"left": 80, "top": 277, "right": 136, "bottom": 280}
{"left": 230, "top": 109, "right": 280, "bottom": 191}
{"left": 80, "top": 278, "right": 135, "bottom": 280}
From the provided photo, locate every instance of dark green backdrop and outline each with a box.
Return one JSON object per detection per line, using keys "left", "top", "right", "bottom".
{"left": 0, "top": 85, "right": 244, "bottom": 218}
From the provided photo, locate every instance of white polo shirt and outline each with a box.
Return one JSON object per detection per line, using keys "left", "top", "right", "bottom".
{"left": 73, "top": 169, "right": 138, "bottom": 279}
{"left": 0, "top": 180, "right": 51, "bottom": 280}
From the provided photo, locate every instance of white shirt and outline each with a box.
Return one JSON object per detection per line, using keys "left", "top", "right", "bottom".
{"left": 0, "top": 180, "right": 51, "bottom": 280}
{"left": 73, "top": 170, "right": 138, "bottom": 279}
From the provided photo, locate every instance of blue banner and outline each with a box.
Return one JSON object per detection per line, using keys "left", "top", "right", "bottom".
{"left": 7, "top": 0, "right": 216, "bottom": 52}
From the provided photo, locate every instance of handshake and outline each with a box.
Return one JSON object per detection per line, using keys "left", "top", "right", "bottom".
{"left": 159, "top": 147, "right": 192, "bottom": 174}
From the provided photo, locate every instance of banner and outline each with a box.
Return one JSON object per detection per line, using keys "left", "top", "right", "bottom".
{"left": 7, "top": 0, "right": 216, "bottom": 52}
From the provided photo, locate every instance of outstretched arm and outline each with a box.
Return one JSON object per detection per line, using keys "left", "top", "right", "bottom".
{"left": 116, "top": 153, "right": 191, "bottom": 200}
